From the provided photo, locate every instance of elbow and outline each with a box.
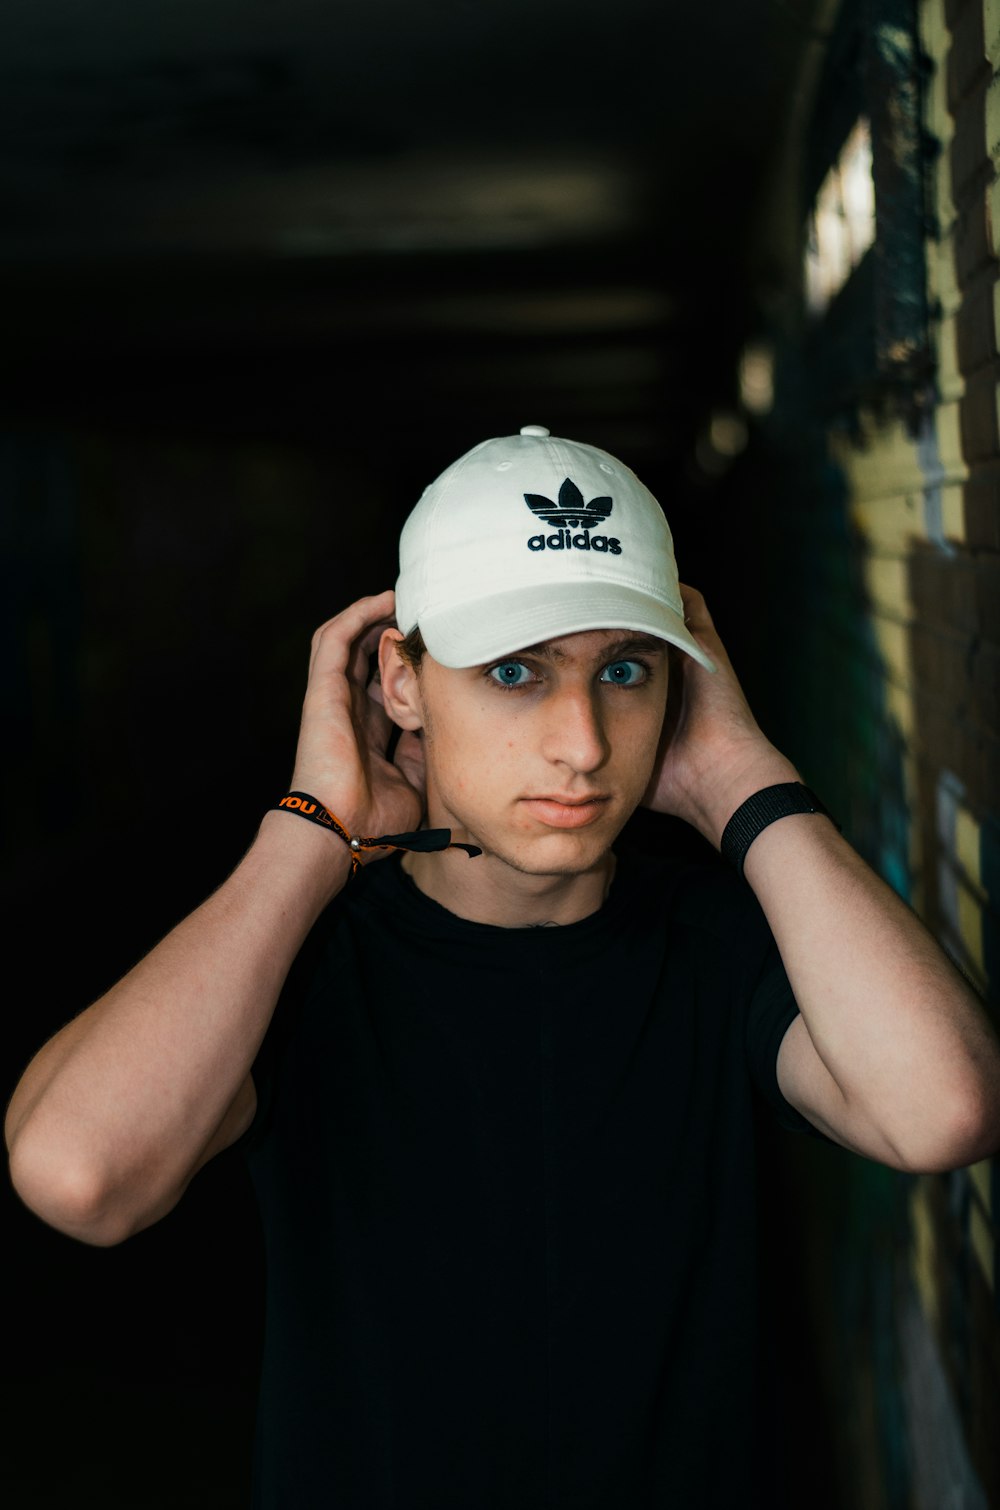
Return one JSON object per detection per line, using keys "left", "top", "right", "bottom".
{"left": 896, "top": 1079, "right": 1000, "bottom": 1175}
{"left": 8, "top": 1132, "right": 131, "bottom": 1248}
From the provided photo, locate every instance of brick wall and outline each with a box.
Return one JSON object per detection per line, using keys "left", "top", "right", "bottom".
{"left": 757, "top": 0, "right": 1000, "bottom": 1502}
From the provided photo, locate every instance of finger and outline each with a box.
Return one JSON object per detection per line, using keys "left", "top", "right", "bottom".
{"left": 307, "top": 591, "right": 396, "bottom": 681}
{"left": 309, "top": 612, "right": 397, "bottom": 730}
{"left": 677, "top": 583, "right": 736, "bottom": 675}
{"left": 678, "top": 583, "right": 711, "bottom": 630}
{"left": 346, "top": 618, "right": 391, "bottom": 693}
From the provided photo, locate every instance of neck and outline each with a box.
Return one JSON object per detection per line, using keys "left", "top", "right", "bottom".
{"left": 401, "top": 846, "right": 617, "bottom": 928}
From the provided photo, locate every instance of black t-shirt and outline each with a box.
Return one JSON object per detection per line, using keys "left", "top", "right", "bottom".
{"left": 232, "top": 848, "right": 828, "bottom": 1509}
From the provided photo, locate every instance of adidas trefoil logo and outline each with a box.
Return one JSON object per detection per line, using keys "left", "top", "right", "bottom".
{"left": 525, "top": 477, "right": 612, "bottom": 528}
{"left": 523, "top": 477, "right": 622, "bottom": 555}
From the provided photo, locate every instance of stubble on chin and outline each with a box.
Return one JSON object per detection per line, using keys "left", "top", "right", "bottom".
{"left": 468, "top": 822, "right": 622, "bottom": 881}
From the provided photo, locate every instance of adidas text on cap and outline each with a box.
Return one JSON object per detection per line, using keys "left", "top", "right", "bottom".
{"left": 394, "top": 424, "right": 716, "bottom": 672}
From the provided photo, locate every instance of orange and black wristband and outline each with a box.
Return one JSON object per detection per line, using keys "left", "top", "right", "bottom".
{"left": 272, "top": 792, "right": 481, "bottom": 873}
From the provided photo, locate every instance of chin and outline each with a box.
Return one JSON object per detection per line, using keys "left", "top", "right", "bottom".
{"left": 481, "top": 827, "right": 620, "bottom": 879}
{"left": 431, "top": 791, "right": 637, "bottom": 878}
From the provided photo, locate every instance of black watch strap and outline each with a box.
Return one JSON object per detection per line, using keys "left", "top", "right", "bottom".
{"left": 720, "top": 782, "right": 838, "bottom": 876}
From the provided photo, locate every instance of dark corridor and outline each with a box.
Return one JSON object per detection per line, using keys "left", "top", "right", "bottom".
{"left": 6, "top": 2, "right": 1000, "bottom": 1507}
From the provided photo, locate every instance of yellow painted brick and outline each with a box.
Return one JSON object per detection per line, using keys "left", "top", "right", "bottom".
{"left": 918, "top": 0, "right": 946, "bottom": 57}
{"left": 970, "top": 1201, "right": 994, "bottom": 1290}
{"left": 909, "top": 1177, "right": 940, "bottom": 1326}
{"left": 882, "top": 655, "right": 915, "bottom": 697}
{"left": 955, "top": 808, "right": 982, "bottom": 889}
{"left": 934, "top": 153, "right": 959, "bottom": 235}
{"left": 940, "top": 484, "right": 967, "bottom": 541}
{"left": 836, "top": 431, "right": 924, "bottom": 502}
{"left": 990, "top": 177, "right": 1000, "bottom": 261}
{"left": 931, "top": 53, "right": 953, "bottom": 122}
{"left": 851, "top": 491, "right": 927, "bottom": 551}
{"left": 836, "top": 407, "right": 966, "bottom": 502}
{"left": 929, "top": 195, "right": 959, "bottom": 254}
{"left": 863, "top": 555, "right": 912, "bottom": 616}
{"left": 930, "top": 231, "right": 962, "bottom": 314}
{"left": 937, "top": 314, "right": 963, "bottom": 402}
{"left": 970, "top": 1157, "right": 993, "bottom": 1214}
{"left": 989, "top": 72, "right": 1000, "bottom": 164}
{"left": 873, "top": 615, "right": 912, "bottom": 683}
{"left": 936, "top": 401, "right": 966, "bottom": 473}
{"left": 924, "top": 43, "right": 954, "bottom": 143}
{"left": 958, "top": 882, "right": 985, "bottom": 972}
{"left": 918, "top": 0, "right": 952, "bottom": 150}
{"left": 988, "top": 0, "right": 1000, "bottom": 68}
{"left": 886, "top": 679, "right": 917, "bottom": 742}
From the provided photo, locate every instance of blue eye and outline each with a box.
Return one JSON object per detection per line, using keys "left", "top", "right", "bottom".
{"left": 600, "top": 659, "right": 648, "bottom": 686}
{"left": 488, "top": 660, "right": 534, "bottom": 688}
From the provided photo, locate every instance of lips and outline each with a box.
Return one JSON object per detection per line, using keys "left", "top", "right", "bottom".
{"left": 520, "top": 794, "right": 610, "bottom": 829}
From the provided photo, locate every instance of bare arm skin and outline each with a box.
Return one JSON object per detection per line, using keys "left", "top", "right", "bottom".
{"left": 645, "top": 586, "right": 1000, "bottom": 1174}
{"left": 5, "top": 591, "right": 423, "bottom": 1246}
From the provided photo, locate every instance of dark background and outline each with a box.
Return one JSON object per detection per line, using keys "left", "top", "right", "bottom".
{"left": 3, "top": 2, "right": 840, "bottom": 1503}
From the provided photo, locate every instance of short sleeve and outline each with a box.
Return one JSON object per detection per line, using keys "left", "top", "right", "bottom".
{"left": 744, "top": 938, "right": 835, "bottom": 1143}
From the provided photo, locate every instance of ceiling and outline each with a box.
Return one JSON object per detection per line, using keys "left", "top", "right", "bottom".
{"left": 0, "top": 0, "right": 832, "bottom": 465}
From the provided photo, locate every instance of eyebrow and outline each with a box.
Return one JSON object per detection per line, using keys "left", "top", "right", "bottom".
{"left": 514, "top": 633, "right": 667, "bottom": 665}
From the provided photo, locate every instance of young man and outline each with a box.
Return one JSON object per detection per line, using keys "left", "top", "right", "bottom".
{"left": 7, "top": 425, "right": 1000, "bottom": 1508}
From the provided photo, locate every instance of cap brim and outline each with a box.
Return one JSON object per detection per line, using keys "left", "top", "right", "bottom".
{"left": 417, "top": 582, "right": 716, "bottom": 672}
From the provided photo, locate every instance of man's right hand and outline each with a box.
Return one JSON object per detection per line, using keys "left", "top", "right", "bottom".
{"left": 285, "top": 589, "right": 425, "bottom": 855}
{"left": 4, "top": 589, "right": 426, "bottom": 1247}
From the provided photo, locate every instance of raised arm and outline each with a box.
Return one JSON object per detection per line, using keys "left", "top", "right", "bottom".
{"left": 5, "top": 591, "right": 423, "bottom": 1246}
{"left": 645, "top": 586, "right": 1000, "bottom": 1173}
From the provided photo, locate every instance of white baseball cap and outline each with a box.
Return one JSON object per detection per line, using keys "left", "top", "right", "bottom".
{"left": 395, "top": 424, "right": 715, "bottom": 672}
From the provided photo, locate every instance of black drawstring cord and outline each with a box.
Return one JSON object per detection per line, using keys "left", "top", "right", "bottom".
{"left": 272, "top": 793, "right": 482, "bottom": 873}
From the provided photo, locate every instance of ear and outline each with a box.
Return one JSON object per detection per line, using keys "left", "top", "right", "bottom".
{"left": 378, "top": 628, "right": 424, "bottom": 731}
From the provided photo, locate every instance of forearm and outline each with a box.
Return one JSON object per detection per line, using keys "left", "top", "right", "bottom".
{"left": 714, "top": 759, "right": 1000, "bottom": 1168}
{"left": 6, "top": 811, "right": 350, "bottom": 1241}
{"left": 652, "top": 587, "right": 1000, "bottom": 1169}
{"left": 743, "top": 811, "right": 1000, "bottom": 1165}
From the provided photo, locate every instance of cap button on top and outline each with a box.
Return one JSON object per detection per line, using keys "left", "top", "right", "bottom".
{"left": 520, "top": 424, "right": 550, "bottom": 437}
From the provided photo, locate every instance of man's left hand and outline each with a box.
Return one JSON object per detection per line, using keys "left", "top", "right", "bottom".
{"left": 642, "top": 585, "right": 799, "bottom": 847}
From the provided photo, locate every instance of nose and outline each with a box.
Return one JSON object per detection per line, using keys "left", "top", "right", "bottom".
{"left": 540, "top": 683, "right": 610, "bottom": 774}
